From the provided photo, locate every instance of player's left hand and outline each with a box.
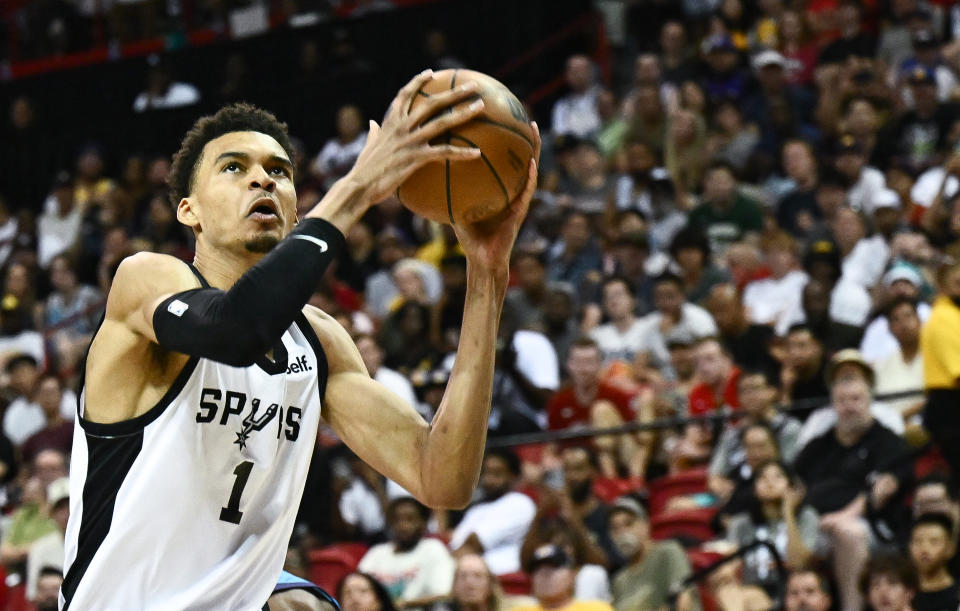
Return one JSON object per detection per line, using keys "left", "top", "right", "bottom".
{"left": 453, "top": 122, "right": 541, "bottom": 273}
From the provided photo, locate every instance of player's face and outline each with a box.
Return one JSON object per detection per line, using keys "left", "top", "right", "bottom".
{"left": 183, "top": 131, "right": 296, "bottom": 254}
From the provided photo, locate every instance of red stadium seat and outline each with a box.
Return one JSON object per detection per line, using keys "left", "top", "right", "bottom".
{"left": 650, "top": 508, "right": 717, "bottom": 546}
{"left": 647, "top": 469, "right": 708, "bottom": 515}
{"left": 498, "top": 571, "right": 531, "bottom": 595}
{"left": 592, "top": 476, "right": 644, "bottom": 504}
{"left": 307, "top": 543, "right": 369, "bottom": 594}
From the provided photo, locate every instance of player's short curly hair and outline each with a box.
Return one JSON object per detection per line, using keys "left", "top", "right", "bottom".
{"left": 168, "top": 103, "right": 296, "bottom": 206}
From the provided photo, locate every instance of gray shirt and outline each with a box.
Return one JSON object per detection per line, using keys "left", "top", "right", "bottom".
{"left": 709, "top": 413, "right": 803, "bottom": 477}
{"left": 727, "top": 506, "right": 820, "bottom": 586}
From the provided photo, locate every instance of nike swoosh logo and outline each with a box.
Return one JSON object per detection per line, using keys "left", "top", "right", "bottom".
{"left": 293, "top": 234, "right": 329, "bottom": 252}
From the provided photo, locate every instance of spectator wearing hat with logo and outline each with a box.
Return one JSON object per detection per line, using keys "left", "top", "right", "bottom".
{"left": 833, "top": 134, "right": 888, "bottom": 215}
{"left": 861, "top": 263, "right": 932, "bottom": 363}
{"left": 606, "top": 496, "right": 700, "bottom": 611}
{"left": 921, "top": 259, "right": 960, "bottom": 488}
{"left": 793, "top": 370, "right": 913, "bottom": 611}
{"left": 876, "top": 65, "right": 958, "bottom": 175}
{"left": 512, "top": 544, "right": 613, "bottom": 611}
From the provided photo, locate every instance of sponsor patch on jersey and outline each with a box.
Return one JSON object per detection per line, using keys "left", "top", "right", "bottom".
{"left": 167, "top": 299, "right": 189, "bottom": 317}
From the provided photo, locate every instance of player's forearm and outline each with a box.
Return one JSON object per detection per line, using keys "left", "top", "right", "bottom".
{"left": 304, "top": 174, "right": 372, "bottom": 235}
{"left": 420, "top": 266, "right": 507, "bottom": 508}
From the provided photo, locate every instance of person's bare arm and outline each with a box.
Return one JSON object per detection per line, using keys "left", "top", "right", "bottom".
{"left": 319, "top": 138, "right": 540, "bottom": 509}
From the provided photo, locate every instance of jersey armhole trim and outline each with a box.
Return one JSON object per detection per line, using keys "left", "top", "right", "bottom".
{"left": 77, "top": 355, "right": 200, "bottom": 438}
{"left": 294, "top": 313, "right": 330, "bottom": 403}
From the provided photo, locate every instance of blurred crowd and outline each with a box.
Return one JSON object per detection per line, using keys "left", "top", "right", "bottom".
{"left": 7, "top": 0, "right": 960, "bottom": 610}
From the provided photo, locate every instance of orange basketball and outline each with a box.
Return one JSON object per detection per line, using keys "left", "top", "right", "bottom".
{"left": 398, "top": 69, "right": 535, "bottom": 225}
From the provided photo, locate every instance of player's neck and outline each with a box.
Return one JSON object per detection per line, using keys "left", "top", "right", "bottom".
{"left": 193, "top": 246, "right": 265, "bottom": 290}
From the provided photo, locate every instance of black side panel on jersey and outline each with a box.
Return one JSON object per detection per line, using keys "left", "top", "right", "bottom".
{"left": 295, "top": 314, "right": 330, "bottom": 402}
{"left": 61, "top": 431, "right": 144, "bottom": 609}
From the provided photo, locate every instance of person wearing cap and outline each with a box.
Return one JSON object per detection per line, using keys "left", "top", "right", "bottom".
{"left": 511, "top": 544, "right": 612, "bottom": 611}
{"left": 606, "top": 496, "right": 700, "bottom": 611}
{"left": 921, "top": 260, "right": 960, "bottom": 489}
{"left": 860, "top": 264, "right": 930, "bottom": 367}
{"left": 25, "top": 476, "right": 69, "bottom": 601}
{"left": 551, "top": 55, "right": 601, "bottom": 140}
{"left": 900, "top": 28, "right": 959, "bottom": 106}
{"left": 877, "top": 2, "right": 933, "bottom": 71}
{"left": 795, "top": 349, "right": 905, "bottom": 449}
{"left": 742, "top": 48, "right": 814, "bottom": 157}
{"left": 699, "top": 34, "right": 747, "bottom": 103}
{"left": 877, "top": 63, "right": 956, "bottom": 175}
{"left": 793, "top": 373, "right": 912, "bottom": 611}
{"left": 833, "top": 134, "right": 888, "bottom": 215}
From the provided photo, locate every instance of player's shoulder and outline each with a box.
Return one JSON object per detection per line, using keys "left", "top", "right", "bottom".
{"left": 301, "top": 304, "right": 365, "bottom": 375}
{"left": 107, "top": 252, "right": 198, "bottom": 318}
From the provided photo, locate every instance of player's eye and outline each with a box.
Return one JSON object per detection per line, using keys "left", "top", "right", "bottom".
{"left": 269, "top": 167, "right": 290, "bottom": 178}
{"left": 223, "top": 162, "right": 243, "bottom": 173}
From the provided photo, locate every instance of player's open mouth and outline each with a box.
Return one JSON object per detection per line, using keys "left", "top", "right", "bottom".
{"left": 247, "top": 197, "right": 280, "bottom": 221}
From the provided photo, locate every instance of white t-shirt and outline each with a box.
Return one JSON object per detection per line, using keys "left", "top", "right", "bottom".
{"left": 449, "top": 491, "right": 536, "bottom": 575}
{"left": 841, "top": 236, "right": 889, "bottom": 290}
{"left": 375, "top": 367, "right": 418, "bottom": 411}
{"left": 860, "top": 302, "right": 931, "bottom": 364}
{"left": 132, "top": 82, "right": 201, "bottom": 112}
{"left": 339, "top": 479, "right": 385, "bottom": 537}
{"left": 358, "top": 538, "right": 456, "bottom": 603}
{"left": 639, "top": 303, "right": 718, "bottom": 368}
{"left": 3, "top": 397, "right": 45, "bottom": 445}
{"left": 795, "top": 402, "right": 903, "bottom": 451}
{"left": 312, "top": 133, "right": 368, "bottom": 186}
{"left": 873, "top": 350, "right": 924, "bottom": 420}
{"left": 589, "top": 319, "right": 653, "bottom": 365}
{"left": 847, "top": 167, "right": 887, "bottom": 214}
{"left": 743, "top": 270, "right": 808, "bottom": 332}
{"left": 575, "top": 564, "right": 611, "bottom": 602}
{"left": 513, "top": 330, "right": 560, "bottom": 391}
{"left": 551, "top": 87, "right": 601, "bottom": 138}
{"left": 37, "top": 203, "right": 83, "bottom": 269}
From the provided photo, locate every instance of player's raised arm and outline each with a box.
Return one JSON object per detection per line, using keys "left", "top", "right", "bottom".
{"left": 110, "top": 71, "right": 483, "bottom": 366}
{"left": 323, "top": 125, "right": 541, "bottom": 509}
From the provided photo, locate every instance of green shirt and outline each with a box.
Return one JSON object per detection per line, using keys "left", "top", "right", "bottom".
{"left": 6, "top": 503, "right": 57, "bottom": 547}
{"left": 688, "top": 194, "right": 764, "bottom": 252}
{"left": 612, "top": 541, "right": 701, "bottom": 611}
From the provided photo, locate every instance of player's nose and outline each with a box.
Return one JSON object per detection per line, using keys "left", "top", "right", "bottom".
{"left": 249, "top": 166, "right": 276, "bottom": 192}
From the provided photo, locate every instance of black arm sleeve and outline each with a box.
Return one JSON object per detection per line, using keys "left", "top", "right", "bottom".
{"left": 152, "top": 218, "right": 345, "bottom": 366}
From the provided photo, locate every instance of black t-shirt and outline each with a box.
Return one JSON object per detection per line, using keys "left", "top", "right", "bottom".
{"left": 724, "top": 324, "right": 778, "bottom": 377}
{"left": 794, "top": 422, "right": 913, "bottom": 514}
{"left": 818, "top": 33, "right": 877, "bottom": 65}
{"left": 789, "top": 362, "right": 830, "bottom": 420}
{"left": 913, "top": 585, "right": 960, "bottom": 611}
{"left": 776, "top": 188, "right": 820, "bottom": 237}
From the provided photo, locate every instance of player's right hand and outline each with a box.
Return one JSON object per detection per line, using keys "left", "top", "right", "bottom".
{"left": 347, "top": 69, "right": 484, "bottom": 206}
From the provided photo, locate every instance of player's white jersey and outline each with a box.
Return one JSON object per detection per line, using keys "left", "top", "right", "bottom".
{"left": 61, "top": 297, "right": 327, "bottom": 610}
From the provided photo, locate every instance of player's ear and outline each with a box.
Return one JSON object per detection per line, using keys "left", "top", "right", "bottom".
{"left": 177, "top": 197, "right": 200, "bottom": 229}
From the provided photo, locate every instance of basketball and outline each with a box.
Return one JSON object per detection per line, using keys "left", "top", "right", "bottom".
{"left": 398, "top": 69, "right": 536, "bottom": 225}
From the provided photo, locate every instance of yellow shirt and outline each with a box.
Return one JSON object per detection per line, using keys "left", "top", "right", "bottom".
{"left": 921, "top": 296, "right": 960, "bottom": 388}
{"left": 512, "top": 601, "right": 613, "bottom": 611}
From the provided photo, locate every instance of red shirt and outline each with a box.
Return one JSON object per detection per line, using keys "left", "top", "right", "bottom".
{"left": 547, "top": 382, "right": 636, "bottom": 431}
{"left": 688, "top": 367, "right": 741, "bottom": 416}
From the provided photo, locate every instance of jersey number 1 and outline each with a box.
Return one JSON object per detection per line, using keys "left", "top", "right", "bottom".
{"left": 220, "top": 461, "right": 253, "bottom": 524}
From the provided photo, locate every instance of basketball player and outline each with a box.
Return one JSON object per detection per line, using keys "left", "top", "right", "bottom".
{"left": 60, "top": 69, "right": 540, "bottom": 609}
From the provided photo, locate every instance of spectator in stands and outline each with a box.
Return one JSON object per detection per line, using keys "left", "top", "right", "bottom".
{"left": 879, "top": 66, "right": 956, "bottom": 175}
{"left": 311, "top": 105, "right": 368, "bottom": 190}
{"left": 335, "top": 449, "right": 388, "bottom": 543}
{"left": 542, "top": 283, "right": 579, "bottom": 365}
{"left": 704, "top": 284, "right": 777, "bottom": 374}
{"left": 607, "top": 496, "right": 699, "bottom": 611}
{"left": 726, "top": 460, "right": 818, "bottom": 593}
{"left": 861, "top": 554, "right": 918, "bottom": 611}
{"left": 437, "top": 554, "right": 503, "bottom": 611}
{"left": 132, "top": 55, "right": 201, "bottom": 113}
{"left": 669, "top": 226, "right": 729, "bottom": 305}
{"left": 26, "top": 476, "right": 67, "bottom": 601}
{"left": 710, "top": 368, "right": 802, "bottom": 487}
{"left": 913, "top": 475, "right": 960, "bottom": 527}
{"left": 711, "top": 422, "right": 782, "bottom": 523}
{"left": 818, "top": 0, "right": 877, "bottom": 65}
{"left": 698, "top": 34, "right": 748, "bottom": 104}
{"left": 783, "top": 569, "right": 833, "bottom": 611}
{"left": 551, "top": 55, "right": 600, "bottom": 139}
{"left": 921, "top": 260, "right": 960, "bottom": 487}
{"left": 833, "top": 136, "right": 887, "bottom": 216}
{"left": 546, "top": 211, "right": 602, "bottom": 292}
{"left": 449, "top": 449, "right": 536, "bottom": 576}
{"left": 37, "top": 170, "right": 82, "bottom": 269}
{"left": 861, "top": 264, "right": 931, "bottom": 365}
{"left": 504, "top": 249, "right": 549, "bottom": 331}
{"left": 338, "top": 572, "right": 397, "bottom": 611}
{"left": 0, "top": 476, "right": 57, "bottom": 572}
{"left": 588, "top": 276, "right": 651, "bottom": 365}
{"left": 794, "top": 376, "right": 913, "bottom": 611}
{"left": 780, "top": 324, "right": 828, "bottom": 416}
{"left": 358, "top": 496, "right": 455, "bottom": 607}
{"left": 688, "top": 337, "right": 739, "bottom": 416}
{"left": 354, "top": 334, "right": 418, "bottom": 412}
{"left": 872, "top": 297, "right": 925, "bottom": 424}
{"left": 606, "top": 232, "right": 656, "bottom": 315}
{"left": 559, "top": 445, "right": 619, "bottom": 565}
{"left": 547, "top": 338, "right": 640, "bottom": 478}
{"left": 3, "top": 354, "right": 45, "bottom": 445}
{"left": 796, "top": 349, "right": 905, "bottom": 449}
{"left": 639, "top": 272, "right": 718, "bottom": 373}
{"left": 21, "top": 375, "right": 73, "bottom": 463}
{"left": 31, "top": 566, "right": 62, "bottom": 611}
{"left": 687, "top": 161, "right": 764, "bottom": 256}
{"left": 513, "top": 544, "right": 613, "bottom": 611}
{"left": 743, "top": 232, "right": 807, "bottom": 335}
{"left": 909, "top": 513, "right": 959, "bottom": 611}
{"left": 43, "top": 254, "right": 102, "bottom": 373}
{"left": 776, "top": 140, "right": 821, "bottom": 237}
{"left": 744, "top": 49, "right": 815, "bottom": 157}
{"left": 377, "top": 301, "right": 437, "bottom": 375}
{"left": 833, "top": 206, "right": 888, "bottom": 291}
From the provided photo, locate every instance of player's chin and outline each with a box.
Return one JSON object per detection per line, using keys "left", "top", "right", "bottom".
{"left": 244, "top": 228, "right": 282, "bottom": 253}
